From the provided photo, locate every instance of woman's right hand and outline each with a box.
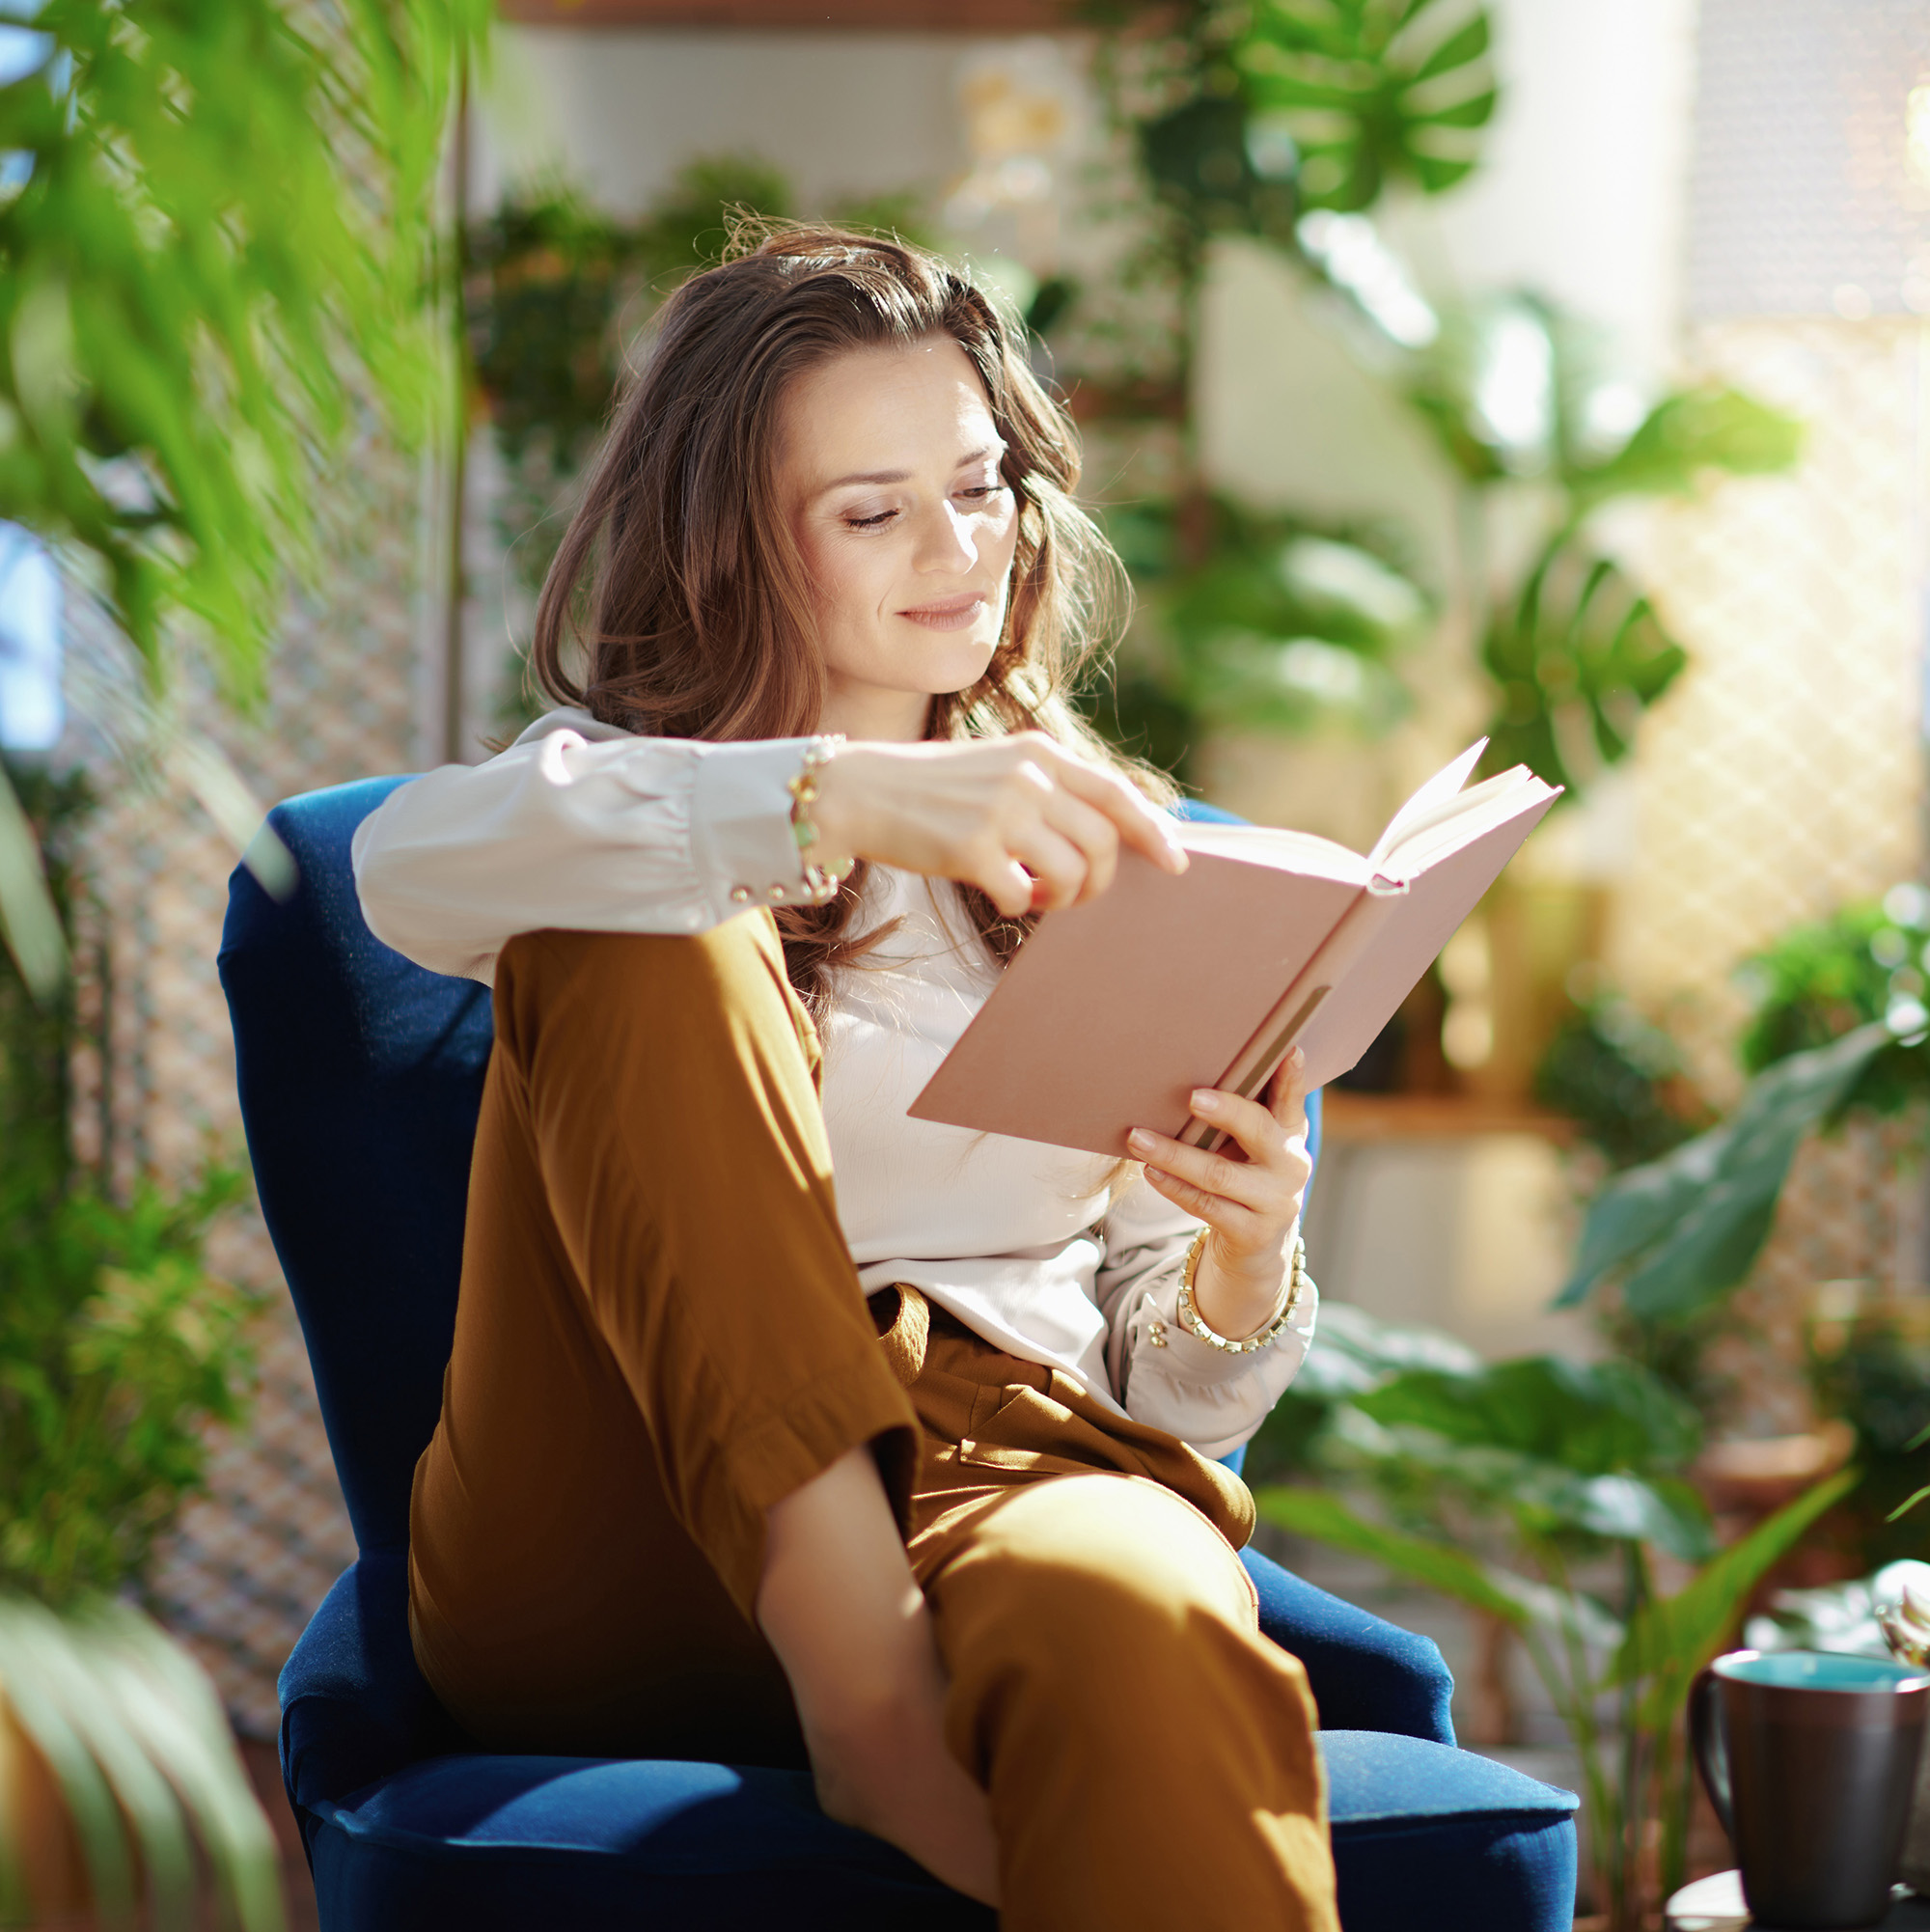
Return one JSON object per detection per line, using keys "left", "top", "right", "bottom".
{"left": 810, "top": 733, "right": 1189, "bottom": 917}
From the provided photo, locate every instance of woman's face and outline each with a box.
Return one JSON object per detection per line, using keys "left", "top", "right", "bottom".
{"left": 779, "top": 337, "right": 1021, "bottom": 741}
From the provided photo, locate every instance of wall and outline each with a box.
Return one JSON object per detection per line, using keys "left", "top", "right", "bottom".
{"left": 475, "top": 26, "right": 972, "bottom": 214}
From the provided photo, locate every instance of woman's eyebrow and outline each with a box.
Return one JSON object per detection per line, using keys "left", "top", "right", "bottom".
{"left": 816, "top": 445, "right": 1006, "bottom": 494}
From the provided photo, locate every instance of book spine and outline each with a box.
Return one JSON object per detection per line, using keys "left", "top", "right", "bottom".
{"left": 1178, "top": 881, "right": 1403, "bottom": 1150}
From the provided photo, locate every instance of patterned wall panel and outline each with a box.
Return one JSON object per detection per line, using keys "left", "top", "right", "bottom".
{"left": 62, "top": 430, "right": 429, "bottom": 1736}
{"left": 1608, "top": 315, "right": 1928, "bottom": 1431}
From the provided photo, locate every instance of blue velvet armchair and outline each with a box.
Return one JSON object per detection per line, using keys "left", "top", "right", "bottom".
{"left": 219, "top": 776, "right": 1578, "bottom": 1931}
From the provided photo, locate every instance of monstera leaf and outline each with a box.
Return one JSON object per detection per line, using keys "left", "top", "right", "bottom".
{"left": 1239, "top": 0, "right": 1497, "bottom": 211}
{"left": 1481, "top": 539, "right": 1687, "bottom": 792}
{"left": 1398, "top": 294, "right": 1803, "bottom": 501}
{"left": 1570, "top": 386, "right": 1804, "bottom": 510}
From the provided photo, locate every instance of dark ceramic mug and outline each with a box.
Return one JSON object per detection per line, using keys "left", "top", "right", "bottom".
{"left": 1691, "top": 1649, "right": 1930, "bottom": 1929}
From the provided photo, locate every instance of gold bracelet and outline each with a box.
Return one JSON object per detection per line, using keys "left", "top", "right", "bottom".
{"left": 1175, "top": 1231, "right": 1310, "bottom": 1355}
{"left": 786, "top": 735, "right": 851, "bottom": 905}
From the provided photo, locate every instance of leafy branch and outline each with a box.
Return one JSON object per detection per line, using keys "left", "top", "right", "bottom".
{"left": 0, "top": 0, "right": 489, "bottom": 991}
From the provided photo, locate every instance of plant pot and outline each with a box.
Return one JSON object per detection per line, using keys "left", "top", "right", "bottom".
{"left": 0, "top": 1671, "right": 91, "bottom": 1916}
{"left": 1695, "top": 1421, "right": 1859, "bottom": 1517}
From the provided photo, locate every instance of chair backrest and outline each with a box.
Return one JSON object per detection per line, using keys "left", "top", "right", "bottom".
{"left": 220, "top": 779, "right": 494, "bottom": 1557}
{"left": 218, "top": 783, "right": 1317, "bottom": 1549}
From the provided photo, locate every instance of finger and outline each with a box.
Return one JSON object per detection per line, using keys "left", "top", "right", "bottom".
{"left": 1187, "top": 1087, "right": 1301, "bottom": 1172}
{"left": 1037, "top": 787, "right": 1123, "bottom": 900}
{"left": 1006, "top": 822, "right": 1089, "bottom": 911}
{"left": 970, "top": 847, "right": 1036, "bottom": 918}
{"left": 1128, "top": 1126, "right": 1282, "bottom": 1213}
{"left": 1263, "top": 1048, "right": 1310, "bottom": 1136}
{"left": 1049, "top": 753, "right": 1188, "bottom": 876}
{"left": 1140, "top": 1163, "right": 1262, "bottom": 1240}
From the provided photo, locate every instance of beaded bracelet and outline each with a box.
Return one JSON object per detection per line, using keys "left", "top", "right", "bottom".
{"left": 787, "top": 735, "right": 852, "bottom": 905}
{"left": 1174, "top": 1230, "right": 1310, "bottom": 1355}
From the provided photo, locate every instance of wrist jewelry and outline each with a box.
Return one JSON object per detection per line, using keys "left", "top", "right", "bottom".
{"left": 1175, "top": 1230, "right": 1310, "bottom": 1355}
{"left": 787, "top": 735, "right": 852, "bottom": 905}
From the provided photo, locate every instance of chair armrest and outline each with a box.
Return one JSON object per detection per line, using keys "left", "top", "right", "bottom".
{"left": 1243, "top": 1546, "right": 1457, "bottom": 1745}
{"left": 279, "top": 1551, "right": 471, "bottom": 1847}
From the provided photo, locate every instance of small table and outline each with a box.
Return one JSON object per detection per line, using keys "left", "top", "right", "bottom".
{"left": 1665, "top": 1870, "right": 1930, "bottom": 1930}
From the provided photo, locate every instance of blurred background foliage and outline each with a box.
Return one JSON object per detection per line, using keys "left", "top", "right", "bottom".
{"left": 0, "top": 762, "right": 257, "bottom": 1613}
{"left": 1246, "top": 1297, "right": 1851, "bottom": 1928}
{"left": 1072, "top": 1, "right": 1801, "bottom": 795}
{"left": 0, "top": 757, "right": 275, "bottom": 1928}
{"left": 0, "top": 5, "right": 486, "bottom": 1920}
{"left": 0, "top": 0, "right": 488, "bottom": 995}
{"left": 451, "top": 1, "right": 1800, "bottom": 810}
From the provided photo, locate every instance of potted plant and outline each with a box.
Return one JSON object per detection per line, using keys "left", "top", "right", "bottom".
{"left": 1248, "top": 1302, "right": 1852, "bottom": 1931}
{"left": 0, "top": 760, "right": 289, "bottom": 1928}
{"left": 1558, "top": 889, "right": 1930, "bottom": 1490}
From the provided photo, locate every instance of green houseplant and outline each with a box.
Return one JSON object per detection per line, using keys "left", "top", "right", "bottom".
{"left": 0, "top": 0, "right": 488, "bottom": 992}
{"left": 0, "top": 761, "right": 278, "bottom": 1928}
{"left": 1072, "top": 5, "right": 1802, "bottom": 800}
{"left": 0, "top": 3, "right": 487, "bottom": 1918}
{"left": 1249, "top": 1303, "right": 1855, "bottom": 1930}
{"left": 1558, "top": 891, "right": 1930, "bottom": 1549}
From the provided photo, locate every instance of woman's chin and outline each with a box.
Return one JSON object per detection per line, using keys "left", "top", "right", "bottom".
{"left": 902, "top": 638, "right": 1001, "bottom": 699}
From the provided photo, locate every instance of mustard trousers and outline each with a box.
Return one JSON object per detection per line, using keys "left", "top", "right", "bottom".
{"left": 407, "top": 916, "right": 1338, "bottom": 1932}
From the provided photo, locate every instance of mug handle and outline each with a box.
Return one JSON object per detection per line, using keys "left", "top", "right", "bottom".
{"left": 1689, "top": 1665, "right": 1735, "bottom": 1842}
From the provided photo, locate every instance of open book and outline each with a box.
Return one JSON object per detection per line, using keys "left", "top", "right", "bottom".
{"left": 908, "top": 743, "right": 1559, "bottom": 1157}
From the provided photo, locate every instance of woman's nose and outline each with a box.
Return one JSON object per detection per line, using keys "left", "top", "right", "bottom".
{"left": 914, "top": 500, "right": 979, "bottom": 575}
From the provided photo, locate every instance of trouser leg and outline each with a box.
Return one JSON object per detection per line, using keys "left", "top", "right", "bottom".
{"left": 921, "top": 1474, "right": 1338, "bottom": 1932}
{"left": 486, "top": 919, "right": 919, "bottom": 1607}
{"left": 409, "top": 917, "right": 918, "bottom": 1754}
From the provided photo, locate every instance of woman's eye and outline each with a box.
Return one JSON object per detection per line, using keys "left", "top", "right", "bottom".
{"left": 960, "top": 483, "right": 1008, "bottom": 504}
{"left": 844, "top": 509, "right": 896, "bottom": 530}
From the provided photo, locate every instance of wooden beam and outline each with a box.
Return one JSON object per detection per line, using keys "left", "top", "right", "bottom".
{"left": 499, "top": 0, "right": 1077, "bottom": 27}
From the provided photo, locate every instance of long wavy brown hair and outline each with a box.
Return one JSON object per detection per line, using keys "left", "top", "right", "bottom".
{"left": 531, "top": 220, "right": 1175, "bottom": 1014}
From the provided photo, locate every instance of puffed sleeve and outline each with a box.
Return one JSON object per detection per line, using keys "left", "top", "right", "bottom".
{"left": 350, "top": 709, "right": 819, "bottom": 983}
{"left": 1095, "top": 1173, "right": 1317, "bottom": 1461}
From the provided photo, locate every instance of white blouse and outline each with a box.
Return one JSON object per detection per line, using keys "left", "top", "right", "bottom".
{"left": 351, "top": 710, "right": 1315, "bottom": 1458}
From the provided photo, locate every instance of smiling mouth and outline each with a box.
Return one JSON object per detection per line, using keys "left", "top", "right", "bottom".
{"left": 898, "top": 593, "right": 987, "bottom": 632}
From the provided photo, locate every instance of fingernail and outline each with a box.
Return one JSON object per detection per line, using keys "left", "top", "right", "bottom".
{"left": 1190, "top": 1090, "right": 1218, "bottom": 1113}
{"left": 1128, "top": 1129, "right": 1155, "bottom": 1153}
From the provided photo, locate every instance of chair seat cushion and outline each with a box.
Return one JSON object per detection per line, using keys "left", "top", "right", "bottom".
{"left": 307, "top": 1732, "right": 1575, "bottom": 1932}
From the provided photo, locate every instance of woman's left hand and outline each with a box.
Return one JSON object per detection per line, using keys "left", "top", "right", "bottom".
{"left": 1126, "top": 1048, "right": 1311, "bottom": 1343}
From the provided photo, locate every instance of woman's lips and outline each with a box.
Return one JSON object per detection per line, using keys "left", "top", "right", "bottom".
{"left": 897, "top": 593, "right": 986, "bottom": 632}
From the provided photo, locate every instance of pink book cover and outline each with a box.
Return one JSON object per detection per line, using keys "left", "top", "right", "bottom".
{"left": 908, "top": 755, "right": 1558, "bottom": 1158}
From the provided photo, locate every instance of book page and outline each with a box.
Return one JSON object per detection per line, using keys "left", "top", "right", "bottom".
{"left": 1367, "top": 740, "right": 1488, "bottom": 868}
{"left": 1379, "top": 766, "right": 1555, "bottom": 876}
{"left": 1175, "top": 819, "right": 1368, "bottom": 886}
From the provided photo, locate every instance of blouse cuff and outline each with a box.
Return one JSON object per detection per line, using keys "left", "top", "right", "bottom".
{"left": 690, "top": 738, "right": 820, "bottom": 918}
{"left": 1134, "top": 1272, "right": 1301, "bottom": 1385}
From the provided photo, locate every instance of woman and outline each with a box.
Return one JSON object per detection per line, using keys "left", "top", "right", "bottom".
{"left": 353, "top": 224, "right": 1334, "bottom": 1931}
